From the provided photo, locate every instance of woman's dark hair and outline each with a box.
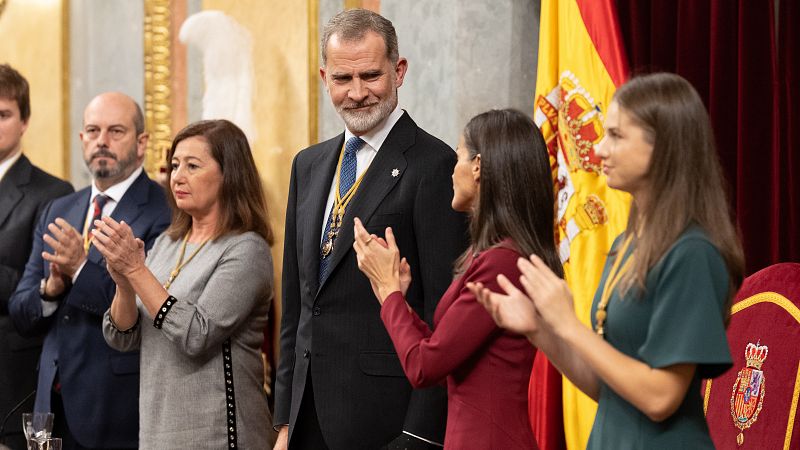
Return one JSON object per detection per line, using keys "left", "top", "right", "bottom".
{"left": 612, "top": 73, "right": 744, "bottom": 312}
{"left": 458, "top": 108, "right": 563, "bottom": 278}
{"left": 164, "top": 119, "right": 274, "bottom": 244}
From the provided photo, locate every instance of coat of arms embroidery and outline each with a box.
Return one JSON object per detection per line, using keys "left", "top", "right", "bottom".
{"left": 730, "top": 341, "right": 768, "bottom": 445}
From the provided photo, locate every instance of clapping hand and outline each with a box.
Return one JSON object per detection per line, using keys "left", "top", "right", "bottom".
{"left": 467, "top": 273, "right": 543, "bottom": 340}
{"left": 91, "top": 217, "right": 146, "bottom": 288}
{"left": 516, "top": 255, "right": 578, "bottom": 335}
{"left": 41, "top": 218, "right": 87, "bottom": 279}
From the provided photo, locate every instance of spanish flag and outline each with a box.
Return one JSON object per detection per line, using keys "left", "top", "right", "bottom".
{"left": 530, "top": 1, "right": 630, "bottom": 449}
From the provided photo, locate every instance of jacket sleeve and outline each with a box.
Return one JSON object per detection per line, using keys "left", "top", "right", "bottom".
{"left": 8, "top": 201, "right": 56, "bottom": 337}
{"left": 0, "top": 182, "right": 72, "bottom": 314}
{"left": 381, "top": 250, "right": 516, "bottom": 388}
{"left": 274, "top": 156, "right": 301, "bottom": 427}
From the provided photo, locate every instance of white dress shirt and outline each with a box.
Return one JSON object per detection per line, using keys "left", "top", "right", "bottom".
{"left": 0, "top": 149, "right": 22, "bottom": 182}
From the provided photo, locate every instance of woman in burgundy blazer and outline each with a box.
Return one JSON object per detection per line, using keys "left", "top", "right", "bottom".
{"left": 353, "top": 109, "right": 563, "bottom": 449}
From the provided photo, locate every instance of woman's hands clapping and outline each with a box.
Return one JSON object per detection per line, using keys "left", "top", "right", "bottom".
{"left": 91, "top": 217, "right": 146, "bottom": 290}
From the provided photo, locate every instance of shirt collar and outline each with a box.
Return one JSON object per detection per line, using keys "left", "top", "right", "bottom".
{"left": 0, "top": 150, "right": 23, "bottom": 183}
{"left": 91, "top": 166, "right": 143, "bottom": 203}
{"left": 344, "top": 106, "right": 404, "bottom": 152}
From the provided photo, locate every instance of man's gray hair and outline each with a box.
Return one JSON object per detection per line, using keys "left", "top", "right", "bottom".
{"left": 321, "top": 9, "right": 399, "bottom": 66}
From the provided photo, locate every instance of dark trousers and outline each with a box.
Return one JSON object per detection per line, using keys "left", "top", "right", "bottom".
{"left": 290, "top": 375, "right": 330, "bottom": 450}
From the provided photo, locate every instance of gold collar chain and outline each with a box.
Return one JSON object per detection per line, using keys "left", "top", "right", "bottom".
{"left": 595, "top": 234, "right": 634, "bottom": 337}
{"left": 164, "top": 230, "right": 211, "bottom": 289}
{"left": 321, "top": 141, "right": 371, "bottom": 258}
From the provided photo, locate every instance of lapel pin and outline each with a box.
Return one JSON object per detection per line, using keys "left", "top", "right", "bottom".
{"left": 391, "top": 168, "right": 400, "bottom": 177}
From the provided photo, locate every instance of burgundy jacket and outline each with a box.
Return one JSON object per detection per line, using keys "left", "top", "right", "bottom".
{"left": 381, "top": 244, "right": 539, "bottom": 450}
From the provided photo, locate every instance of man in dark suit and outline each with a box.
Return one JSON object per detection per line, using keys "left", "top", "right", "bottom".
{"left": 9, "top": 92, "right": 170, "bottom": 450}
{"left": 0, "top": 64, "right": 73, "bottom": 450}
{"left": 274, "top": 9, "right": 468, "bottom": 450}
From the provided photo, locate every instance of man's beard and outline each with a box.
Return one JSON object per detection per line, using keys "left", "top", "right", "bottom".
{"left": 86, "top": 146, "right": 137, "bottom": 179}
{"left": 337, "top": 87, "right": 397, "bottom": 135}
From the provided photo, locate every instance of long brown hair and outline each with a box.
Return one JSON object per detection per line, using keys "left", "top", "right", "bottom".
{"left": 457, "top": 109, "right": 563, "bottom": 277}
{"left": 613, "top": 73, "right": 744, "bottom": 309}
{"left": 164, "top": 120, "right": 274, "bottom": 245}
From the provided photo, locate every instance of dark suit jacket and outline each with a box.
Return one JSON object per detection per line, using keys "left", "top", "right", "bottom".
{"left": 380, "top": 245, "right": 537, "bottom": 450}
{"left": 8, "top": 170, "right": 170, "bottom": 449}
{"left": 275, "top": 112, "right": 469, "bottom": 450}
{"left": 0, "top": 155, "right": 72, "bottom": 445}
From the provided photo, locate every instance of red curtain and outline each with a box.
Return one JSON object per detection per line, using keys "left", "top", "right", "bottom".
{"left": 614, "top": 0, "right": 800, "bottom": 273}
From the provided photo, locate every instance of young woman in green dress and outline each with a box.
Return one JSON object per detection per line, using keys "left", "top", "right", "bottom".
{"left": 469, "top": 72, "right": 745, "bottom": 449}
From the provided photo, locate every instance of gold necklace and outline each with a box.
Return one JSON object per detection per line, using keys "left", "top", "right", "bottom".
{"left": 164, "top": 230, "right": 211, "bottom": 289}
{"left": 595, "top": 234, "right": 634, "bottom": 337}
{"left": 321, "top": 142, "right": 370, "bottom": 259}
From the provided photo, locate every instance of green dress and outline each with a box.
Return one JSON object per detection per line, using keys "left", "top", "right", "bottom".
{"left": 586, "top": 226, "right": 733, "bottom": 449}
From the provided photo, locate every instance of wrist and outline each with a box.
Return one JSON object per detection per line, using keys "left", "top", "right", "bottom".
{"left": 556, "top": 317, "right": 587, "bottom": 343}
{"left": 40, "top": 278, "right": 65, "bottom": 302}
{"left": 124, "top": 263, "right": 148, "bottom": 279}
{"left": 378, "top": 286, "right": 401, "bottom": 304}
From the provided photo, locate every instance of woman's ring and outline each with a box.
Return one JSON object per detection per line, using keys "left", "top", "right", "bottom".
{"left": 364, "top": 237, "right": 373, "bottom": 245}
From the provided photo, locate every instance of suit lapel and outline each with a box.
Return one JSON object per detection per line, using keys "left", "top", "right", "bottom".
{"left": 302, "top": 135, "right": 345, "bottom": 291}
{"left": 0, "top": 156, "right": 29, "bottom": 228}
{"left": 317, "top": 113, "right": 415, "bottom": 293}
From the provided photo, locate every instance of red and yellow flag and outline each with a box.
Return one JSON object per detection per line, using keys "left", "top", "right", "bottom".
{"left": 531, "top": 1, "right": 630, "bottom": 449}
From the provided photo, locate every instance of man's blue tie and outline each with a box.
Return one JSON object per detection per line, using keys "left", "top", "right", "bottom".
{"left": 319, "top": 136, "right": 365, "bottom": 284}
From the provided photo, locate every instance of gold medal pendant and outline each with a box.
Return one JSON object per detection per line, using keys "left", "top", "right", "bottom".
{"left": 321, "top": 238, "right": 333, "bottom": 258}
{"left": 321, "top": 227, "right": 338, "bottom": 259}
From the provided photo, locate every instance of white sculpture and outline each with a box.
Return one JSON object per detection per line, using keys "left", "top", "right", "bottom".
{"left": 179, "top": 10, "right": 256, "bottom": 142}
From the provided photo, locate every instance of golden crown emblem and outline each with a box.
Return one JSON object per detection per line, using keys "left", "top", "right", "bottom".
{"left": 744, "top": 342, "right": 768, "bottom": 370}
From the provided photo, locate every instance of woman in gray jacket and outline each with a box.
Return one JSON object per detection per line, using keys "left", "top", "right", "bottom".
{"left": 94, "top": 119, "right": 274, "bottom": 449}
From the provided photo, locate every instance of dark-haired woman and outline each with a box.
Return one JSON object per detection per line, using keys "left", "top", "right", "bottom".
{"left": 472, "top": 73, "right": 745, "bottom": 449}
{"left": 353, "top": 108, "right": 560, "bottom": 449}
{"left": 94, "top": 120, "right": 274, "bottom": 448}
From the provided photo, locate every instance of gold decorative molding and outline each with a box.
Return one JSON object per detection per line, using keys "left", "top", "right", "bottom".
{"left": 0, "top": 0, "right": 7, "bottom": 19}
{"left": 308, "top": 0, "right": 318, "bottom": 143}
{"left": 143, "top": 0, "right": 173, "bottom": 179}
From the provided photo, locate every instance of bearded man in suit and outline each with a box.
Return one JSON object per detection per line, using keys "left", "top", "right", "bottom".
{"left": 274, "top": 9, "right": 468, "bottom": 450}
{"left": 9, "top": 92, "right": 170, "bottom": 450}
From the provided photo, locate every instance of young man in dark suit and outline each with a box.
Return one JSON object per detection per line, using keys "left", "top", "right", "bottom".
{"left": 274, "top": 9, "right": 468, "bottom": 450}
{"left": 0, "top": 64, "right": 73, "bottom": 450}
{"left": 9, "top": 92, "right": 170, "bottom": 450}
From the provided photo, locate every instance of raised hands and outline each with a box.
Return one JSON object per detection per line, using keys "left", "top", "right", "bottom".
{"left": 91, "top": 217, "right": 146, "bottom": 286}
{"left": 515, "top": 255, "right": 578, "bottom": 335}
{"left": 41, "top": 218, "right": 87, "bottom": 279}
{"left": 353, "top": 217, "right": 410, "bottom": 303}
{"left": 467, "top": 274, "right": 541, "bottom": 340}
{"left": 469, "top": 254, "right": 580, "bottom": 342}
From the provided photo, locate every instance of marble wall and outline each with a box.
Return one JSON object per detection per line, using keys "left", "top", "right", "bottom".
{"left": 69, "top": 0, "right": 145, "bottom": 189}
